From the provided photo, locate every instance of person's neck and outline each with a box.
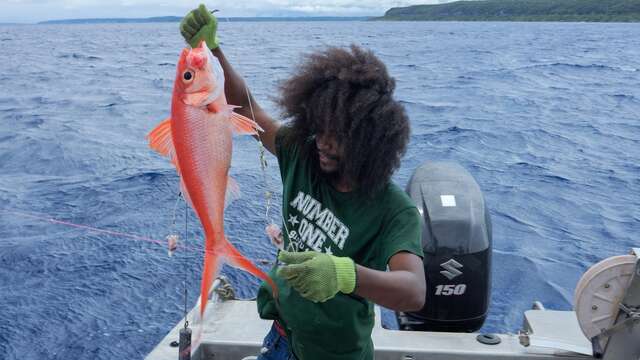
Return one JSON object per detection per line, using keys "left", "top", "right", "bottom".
{"left": 330, "top": 175, "right": 353, "bottom": 193}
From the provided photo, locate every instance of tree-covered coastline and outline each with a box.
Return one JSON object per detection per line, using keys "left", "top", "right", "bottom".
{"left": 377, "top": 0, "right": 640, "bottom": 22}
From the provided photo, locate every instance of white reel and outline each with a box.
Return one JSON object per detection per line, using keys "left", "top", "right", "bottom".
{"left": 573, "top": 254, "right": 636, "bottom": 346}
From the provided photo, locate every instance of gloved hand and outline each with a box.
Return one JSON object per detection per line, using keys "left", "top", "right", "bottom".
{"left": 180, "top": 4, "right": 220, "bottom": 49}
{"left": 277, "top": 251, "right": 356, "bottom": 303}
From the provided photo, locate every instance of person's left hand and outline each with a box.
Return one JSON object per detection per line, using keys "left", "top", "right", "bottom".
{"left": 180, "top": 4, "right": 220, "bottom": 49}
{"left": 277, "top": 250, "right": 356, "bottom": 302}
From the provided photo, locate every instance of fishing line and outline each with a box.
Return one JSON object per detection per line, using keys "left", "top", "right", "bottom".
{"left": 183, "top": 197, "right": 189, "bottom": 329}
{"left": 1, "top": 209, "right": 274, "bottom": 265}
{"left": 4, "top": 209, "right": 167, "bottom": 246}
{"left": 244, "top": 85, "right": 274, "bottom": 226}
{"left": 225, "top": 13, "right": 294, "bottom": 253}
{"left": 242, "top": 81, "right": 301, "bottom": 255}
{"left": 168, "top": 192, "right": 182, "bottom": 237}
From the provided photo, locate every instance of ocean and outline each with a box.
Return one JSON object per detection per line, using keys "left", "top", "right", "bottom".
{"left": 0, "top": 21, "right": 639, "bottom": 359}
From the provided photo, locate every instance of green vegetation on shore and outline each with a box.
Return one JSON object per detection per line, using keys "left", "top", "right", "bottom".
{"left": 377, "top": 0, "right": 640, "bottom": 22}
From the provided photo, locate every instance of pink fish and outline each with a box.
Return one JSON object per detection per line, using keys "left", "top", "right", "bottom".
{"left": 147, "top": 41, "right": 277, "bottom": 316}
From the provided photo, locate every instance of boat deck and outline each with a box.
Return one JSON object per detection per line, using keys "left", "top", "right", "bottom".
{"left": 146, "top": 297, "right": 593, "bottom": 360}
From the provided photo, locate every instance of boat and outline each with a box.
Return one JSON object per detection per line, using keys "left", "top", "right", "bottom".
{"left": 145, "top": 162, "right": 640, "bottom": 360}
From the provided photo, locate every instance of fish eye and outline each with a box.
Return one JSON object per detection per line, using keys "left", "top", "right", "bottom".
{"left": 183, "top": 71, "right": 194, "bottom": 82}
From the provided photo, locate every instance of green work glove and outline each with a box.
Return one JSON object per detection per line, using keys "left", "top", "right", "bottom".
{"left": 180, "top": 4, "right": 220, "bottom": 49}
{"left": 277, "top": 251, "right": 356, "bottom": 303}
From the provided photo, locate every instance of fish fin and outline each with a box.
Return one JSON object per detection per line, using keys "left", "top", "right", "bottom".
{"left": 199, "top": 244, "right": 222, "bottom": 316}
{"left": 147, "top": 118, "right": 174, "bottom": 157}
{"left": 222, "top": 237, "right": 279, "bottom": 300}
{"left": 224, "top": 176, "right": 241, "bottom": 209}
{"left": 182, "top": 91, "right": 210, "bottom": 107}
{"left": 147, "top": 118, "right": 180, "bottom": 172}
{"left": 227, "top": 106, "right": 264, "bottom": 135}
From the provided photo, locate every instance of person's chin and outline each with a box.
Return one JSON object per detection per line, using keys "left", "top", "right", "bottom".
{"left": 319, "top": 163, "right": 338, "bottom": 173}
{"left": 318, "top": 158, "right": 338, "bottom": 173}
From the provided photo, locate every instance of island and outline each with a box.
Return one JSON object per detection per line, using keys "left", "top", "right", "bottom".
{"left": 377, "top": 0, "right": 640, "bottom": 22}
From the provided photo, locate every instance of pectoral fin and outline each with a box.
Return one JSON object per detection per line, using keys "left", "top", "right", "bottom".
{"left": 148, "top": 119, "right": 189, "bottom": 207}
{"left": 226, "top": 105, "right": 264, "bottom": 135}
{"left": 147, "top": 118, "right": 178, "bottom": 170}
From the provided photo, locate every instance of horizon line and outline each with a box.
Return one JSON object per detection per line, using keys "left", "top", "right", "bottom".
{"left": 2, "top": 15, "right": 377, "bottom": 25}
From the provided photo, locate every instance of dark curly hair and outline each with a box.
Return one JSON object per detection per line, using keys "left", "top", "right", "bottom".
{"left": 277, "top": 45, "right": 410, "bottom": 195}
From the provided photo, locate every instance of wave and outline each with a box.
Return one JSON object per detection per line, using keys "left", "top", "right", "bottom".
{"left": 444, "top": 125, "right": 473, "bottom": 134}
{"left": 400, "top": 100, "right": 458, "bottom": 113}
{"left": 510, "top": 162, "right": 548, "bottom": 171}
{"left": 521, "top": 62, "right": 638, "bottom": 72}
{"left": 110, "top": 170, "right": 173, "bottom": 185}
{"left": 0, "top": 97, "right": 15, "bottom": 105}
{"left": 57, "top": 53, "right": 103, "bottom": 61}
{"left": 28, "top": 96, "right": 74, "bottom": 106}
{"left": 541, "top": 174, "right": 573, "bottom": 184}
{"left": 5, "top": 114, "right": 46, "bottom": 128}
{"left": 152, "top": 78, "right": 172, "bottom": 90}
{"left": 522, "top": 128, "right": 577, "bottom": 144}
{"left": 610, "top": 94, "right": 637, "bottom": 101}
{"left": 469, "top": 49, "right": 494, "bottom": 55}
{"left": 493, "top": 210, "right": 537, "bottom": 228}
{"left": 0, "top": 106, "right": 17, "bottom": 113}
{"left": 0, "top": 134, "right": 16, "bottom": 142}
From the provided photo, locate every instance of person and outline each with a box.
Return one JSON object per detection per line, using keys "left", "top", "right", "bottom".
{"left": 180, "top": 5, "right": 426, "bottom": 360}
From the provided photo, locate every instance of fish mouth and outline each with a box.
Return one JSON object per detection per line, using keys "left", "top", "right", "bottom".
{"left": 184, "top": 86, "right": 211, "bottom": 94}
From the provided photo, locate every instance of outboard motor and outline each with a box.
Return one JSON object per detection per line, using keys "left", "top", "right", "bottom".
{"left": 397, "top": 162, "right": 492, "bottom": 332}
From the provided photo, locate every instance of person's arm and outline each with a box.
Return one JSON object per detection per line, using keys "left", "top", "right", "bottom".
{"left": 212, "top": 47, "right": 280, "bottom": 155}
{"left": 277, "top": 250, "right": 426, "bottom": 312}
{"left": 353, "top": 251, "right": 425, "bottom": 312}
{"left": 180, "top": 4, "right": 280, "bottom": 154}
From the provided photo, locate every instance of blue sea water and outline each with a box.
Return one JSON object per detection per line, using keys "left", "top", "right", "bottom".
{"left": 0, "top": 21, "right": 639, "bottom": 359}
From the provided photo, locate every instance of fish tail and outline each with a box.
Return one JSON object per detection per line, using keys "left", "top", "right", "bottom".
{"left": 222, "top": 237, "right": 279, "bottom": 300}
{"left": 199, "top": 240, "right": 222, "bottom": 317}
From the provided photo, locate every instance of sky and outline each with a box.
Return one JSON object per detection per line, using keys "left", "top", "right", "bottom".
{"left": 0, "top": 0, "right": 454, "bottom": 23}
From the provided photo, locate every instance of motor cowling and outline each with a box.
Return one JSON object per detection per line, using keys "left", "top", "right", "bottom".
{"left": 397, "top": 162, "right": 492, "bottom": 332}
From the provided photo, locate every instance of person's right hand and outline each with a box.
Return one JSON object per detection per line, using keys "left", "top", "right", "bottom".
{"left": 180, "top": 4, "right": 220, "bottom": 49}
{"left": 277, "top": 251, "right": 357, "bottom": 303}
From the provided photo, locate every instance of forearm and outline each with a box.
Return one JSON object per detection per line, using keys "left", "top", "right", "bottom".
{"left": 353, "top": 265, "right": 426, "bottom": 312}
{"left": 212, "top": 47, "right": 280, "bottom": 153}
{"left": 212, "top": 47, "right": 257, "bottom": 114}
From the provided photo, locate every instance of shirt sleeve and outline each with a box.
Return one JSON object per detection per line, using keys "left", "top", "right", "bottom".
{"left": 274, "top": 126, "right": 297, "bottom": 181}
{"left": 379, "top": 206, "right": 424, "bottom": 266}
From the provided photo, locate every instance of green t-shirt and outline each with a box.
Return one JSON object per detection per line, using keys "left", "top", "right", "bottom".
{"left": 256, "top": 127, "right": 423, "bottom": 360}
